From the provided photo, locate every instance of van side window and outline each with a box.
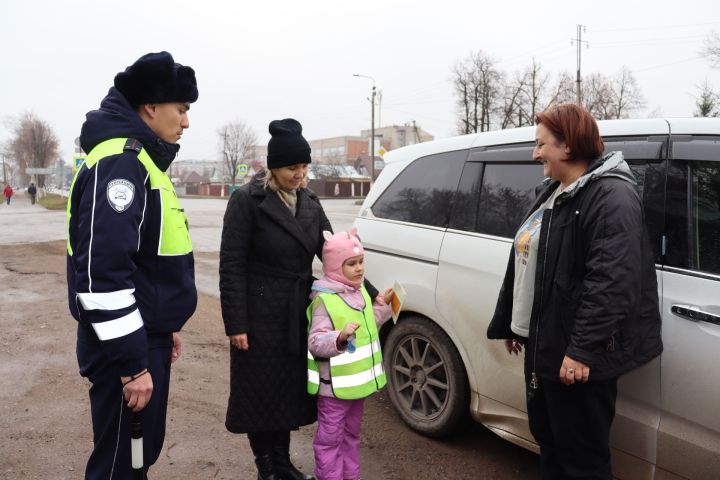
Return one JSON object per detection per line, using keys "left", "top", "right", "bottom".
{"left": 666, "top": 138, "right": 720, "bottom": 275}
{"left": 449, "top": 162, "right": 543, "bottom": 237}
{"left": 372, "top": 150, "right": 467, "bottom": 227}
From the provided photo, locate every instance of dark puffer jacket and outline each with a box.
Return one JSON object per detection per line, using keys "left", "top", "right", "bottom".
{"left": 487, "top": 152, "right": 663, "bottom": 382}
{"left": 220, "top": 174, "right": 332, "bottom": 433}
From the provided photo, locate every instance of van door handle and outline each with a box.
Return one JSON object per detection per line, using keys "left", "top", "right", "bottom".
{"left": 671, "top": 305, "right": 720, "bottom": 326}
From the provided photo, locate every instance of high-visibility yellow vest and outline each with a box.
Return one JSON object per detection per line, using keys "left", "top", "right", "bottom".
{"left": 67, "top": 138, "right": 192, "bottom": 256}
{"left": 307, "top": 286, "right": 386, "bottom": 400}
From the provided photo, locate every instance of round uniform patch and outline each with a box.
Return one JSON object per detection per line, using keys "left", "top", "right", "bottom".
{"left": 107, "top": 179, "right": 135, "bottom": 213}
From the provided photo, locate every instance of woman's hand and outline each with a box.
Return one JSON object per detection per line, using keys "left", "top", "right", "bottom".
{"left": 560, "top": 355, "right": 590, "bottom": 385}
{"left": 504, "top": 339, "right": 523, "bottom": 355}
{"left": 171, "top": 332, "right": 182, "bottom": 364}
{"left": 229, "top": 333, "right": 249, "bottom": 351}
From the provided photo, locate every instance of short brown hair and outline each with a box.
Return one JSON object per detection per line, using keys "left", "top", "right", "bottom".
{"left": 535, "top": 104, "right": 604, "bottom": 161}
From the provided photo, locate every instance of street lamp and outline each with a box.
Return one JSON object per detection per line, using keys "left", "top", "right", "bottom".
{"left": 353, "top": 73, "right": 376, "bottom": 183}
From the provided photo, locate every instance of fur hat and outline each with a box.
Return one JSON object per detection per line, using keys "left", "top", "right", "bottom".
{"left": 114, "top": 51, "right": 198, "bottom": 107}
{"left": 267, "top": 118, "right": 311, "bottom": 169}
{"left": 321, "top": 227, "right": 365, "bottom": 288}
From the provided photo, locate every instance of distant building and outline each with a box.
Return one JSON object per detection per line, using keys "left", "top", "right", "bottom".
{"left": 362, "top": 123, "right": 434, "bottom": 152}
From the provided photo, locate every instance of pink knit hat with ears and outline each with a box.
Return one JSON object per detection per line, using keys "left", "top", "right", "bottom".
{"left": 321, "top": 227, "right": 365, "bottom": 287}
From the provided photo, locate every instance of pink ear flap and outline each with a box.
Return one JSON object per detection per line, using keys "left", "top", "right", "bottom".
{"left": 349, "top": 226, "right": 358, "bottom": 237}
{"left": 323, "top": 230, "right": 333, "bottom": 241}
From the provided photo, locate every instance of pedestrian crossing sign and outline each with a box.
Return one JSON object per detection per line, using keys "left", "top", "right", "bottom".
{"left": 73, "top": 156, "right": 86, "bottom": 171}
{"left": 237, "top": 164, "right": 249, "bottom": 175}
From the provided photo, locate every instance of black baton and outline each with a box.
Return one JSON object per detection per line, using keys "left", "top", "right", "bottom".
{"left": 131, "top": 412, "right": 144, "bottom": 479}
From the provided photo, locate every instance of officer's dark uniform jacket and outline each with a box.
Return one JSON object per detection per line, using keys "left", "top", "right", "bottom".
{"left": 487, "top": 152, "right": 663, "bottom": 383}
{"left": 67, "top": 87, "right": 197, "bottom": 376}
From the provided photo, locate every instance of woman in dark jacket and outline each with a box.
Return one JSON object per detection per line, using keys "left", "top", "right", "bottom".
{"left": 220, "top": 118, "right": 319, "bottom": 480}
{"left": 220, "top": 118, "right": 379, "bottom": 480}
{"left": 487, "top": 104, "right": 662, "bottom": 480}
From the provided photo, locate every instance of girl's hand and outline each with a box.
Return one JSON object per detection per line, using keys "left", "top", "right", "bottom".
{"left": 338, "top": 323, "right": 360, "bottom": 345}
{"left": 381, "top": 288, "right": 394, "bottom": 305}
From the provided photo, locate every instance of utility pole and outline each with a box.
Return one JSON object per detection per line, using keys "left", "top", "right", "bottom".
{"left": 571, "top": 25, "right": 588, "bottom": 105}
{"left": 370, "top": 84, "right": 376, "bottom": 182}
{"left": 377, "top": 89, "right": 383, "bottom": 130}
{"left": 353, "top": 73, "right": 377, "bottom": 183}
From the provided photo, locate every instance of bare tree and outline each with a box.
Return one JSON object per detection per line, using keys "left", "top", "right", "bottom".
{"left": 452, "top": 61, "right": 473, "bottom": 134}
{"left": 582, "top": 73, "right": 615, "bottom": 119}
{"left": 611, "top": 67, "right": 646, "bottom": 119}
{"left": 545, "top": 71, "right": 576, "bottom": 108}
{"left": 694, "top": 81, "right": 720, "bottom": 117}
{"left": 218, "top": 120, "right": 258, "bottom": 185}
{"left": 452, "top": 50, "right": 504, "bottom": 133}
{"left": 702, "top": 31, "right": 720, "bottom": 68}
{"left": 8, "top": 112, "right": 59, "bottom": 187}
{"left": 500, "top": 59, "right": 551, "bottom": 128}
{"left": 581, "top": 68, "right": 645, "bottom": 120}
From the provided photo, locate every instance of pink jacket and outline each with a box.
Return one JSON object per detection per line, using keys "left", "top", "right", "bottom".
{"left": 308, "top": 276, "right": 392, "bottom": 397}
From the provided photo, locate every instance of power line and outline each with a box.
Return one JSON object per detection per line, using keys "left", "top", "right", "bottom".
{"left": 592, "top": 20, "right": 720, "bottom": 33}
{"left": 634, "top": 56, "right": 706, "bottom": 73}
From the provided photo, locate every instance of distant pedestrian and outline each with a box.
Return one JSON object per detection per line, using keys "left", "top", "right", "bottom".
{"left": 27, "top": 183, "right": 37, "bottom": 205}
{"left": 3, "top": 185, "right": 13, "bottom": 205}
{"left": 307, "top": 229, "right": 393, "bottom": 480}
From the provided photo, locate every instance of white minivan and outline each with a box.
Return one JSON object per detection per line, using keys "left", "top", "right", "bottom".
{"left": 354, "top": 118, "right": 720, "bottom": 480}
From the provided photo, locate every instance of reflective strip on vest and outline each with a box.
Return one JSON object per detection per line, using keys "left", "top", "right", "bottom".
{"left": 66, "top": 138, "right": 192, "bottom": 257}
{"left": 307, "top": 350, "right": 320, "bottom": 394}
{"left": 306, "top": 286, "right": 386, "bottom": 400}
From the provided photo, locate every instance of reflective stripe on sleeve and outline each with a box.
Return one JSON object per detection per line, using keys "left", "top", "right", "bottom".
{"left": 77, "top": 289, "right": 136, "bottom": 311}
{"left": 91, "top": 309, "right": 144, "bottom": 341}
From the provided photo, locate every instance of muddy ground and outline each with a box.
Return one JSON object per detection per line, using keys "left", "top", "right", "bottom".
{"left": 0, "top": 240, "right": 540, "bottom": 479}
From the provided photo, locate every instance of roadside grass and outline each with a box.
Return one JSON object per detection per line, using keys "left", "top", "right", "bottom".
{"left": 38, "top": 193, "right": 67, "bottom": 210}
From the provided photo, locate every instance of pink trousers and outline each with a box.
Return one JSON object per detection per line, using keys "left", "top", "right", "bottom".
{"left": 314, "top": 396, "right": 365, "bottom": 480}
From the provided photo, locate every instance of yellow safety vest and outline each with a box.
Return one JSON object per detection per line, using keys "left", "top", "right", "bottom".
{"left": 307, "top": 286, "right": 386, "bottom": 400}
{"left": 67, "top": 138, "right": 192, "bottom": 256}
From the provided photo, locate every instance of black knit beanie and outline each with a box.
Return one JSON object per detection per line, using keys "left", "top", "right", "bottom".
{"left": 266, "top": 118, "right": 311, "bottom": 169}
{"left": 114, "top": 51, "right": 198, "bottom": 107}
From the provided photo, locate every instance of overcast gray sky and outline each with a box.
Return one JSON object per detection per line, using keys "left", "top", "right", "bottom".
{"left": 2, "top": 0, "right": 719, "bottom": 162}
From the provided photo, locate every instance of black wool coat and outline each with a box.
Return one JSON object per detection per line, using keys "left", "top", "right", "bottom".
{"left": 219, "top": 176, "right": 331, "bottom": 433}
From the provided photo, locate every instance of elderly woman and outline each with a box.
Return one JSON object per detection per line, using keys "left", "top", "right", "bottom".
{"left": 220, "top": 118, "right": 377, "bottom": 480}
{"left": 487, "top": 104, "right": 662, "bottom": 479}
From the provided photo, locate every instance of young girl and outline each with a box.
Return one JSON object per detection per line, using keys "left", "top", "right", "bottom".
{"left": 307, "top": 228, "right": 393, "bottom": 480}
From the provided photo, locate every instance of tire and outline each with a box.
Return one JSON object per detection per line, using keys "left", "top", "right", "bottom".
{"left": 383, "top": 315, "right": 470, "bottom": 438}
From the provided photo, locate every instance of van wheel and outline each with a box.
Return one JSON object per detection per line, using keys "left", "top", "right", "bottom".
{"left": 383, "top": 316, "right": 469, "bottom": 438}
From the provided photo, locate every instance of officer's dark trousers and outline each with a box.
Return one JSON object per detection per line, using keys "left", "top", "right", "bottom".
{"left": 77, "top": 325, "right": 173, "bottom": 480}
{"left": 526, "top": 374, "right": 618, "bottom": 480}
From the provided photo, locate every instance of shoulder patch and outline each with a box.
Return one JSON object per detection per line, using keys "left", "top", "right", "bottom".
{"left": 107, "top": 179, "right": 135, "bottom": 213}
{"left": 124, "top": 138, "right": 143, "bottom": 154}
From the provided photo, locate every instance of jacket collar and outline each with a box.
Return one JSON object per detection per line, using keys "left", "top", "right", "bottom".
{"left": 559, "top": 151, "right": 635, "bottom": 200}
{"left": 249, "top": 175, "right": 316, "bottom": 253}
{"left": 80, "top": 87, "right": 180, "bottom": 172}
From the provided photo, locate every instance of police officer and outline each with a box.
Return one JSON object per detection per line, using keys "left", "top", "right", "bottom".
{"left": 67, "top": 51, "right": 198, "bottom": 479}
